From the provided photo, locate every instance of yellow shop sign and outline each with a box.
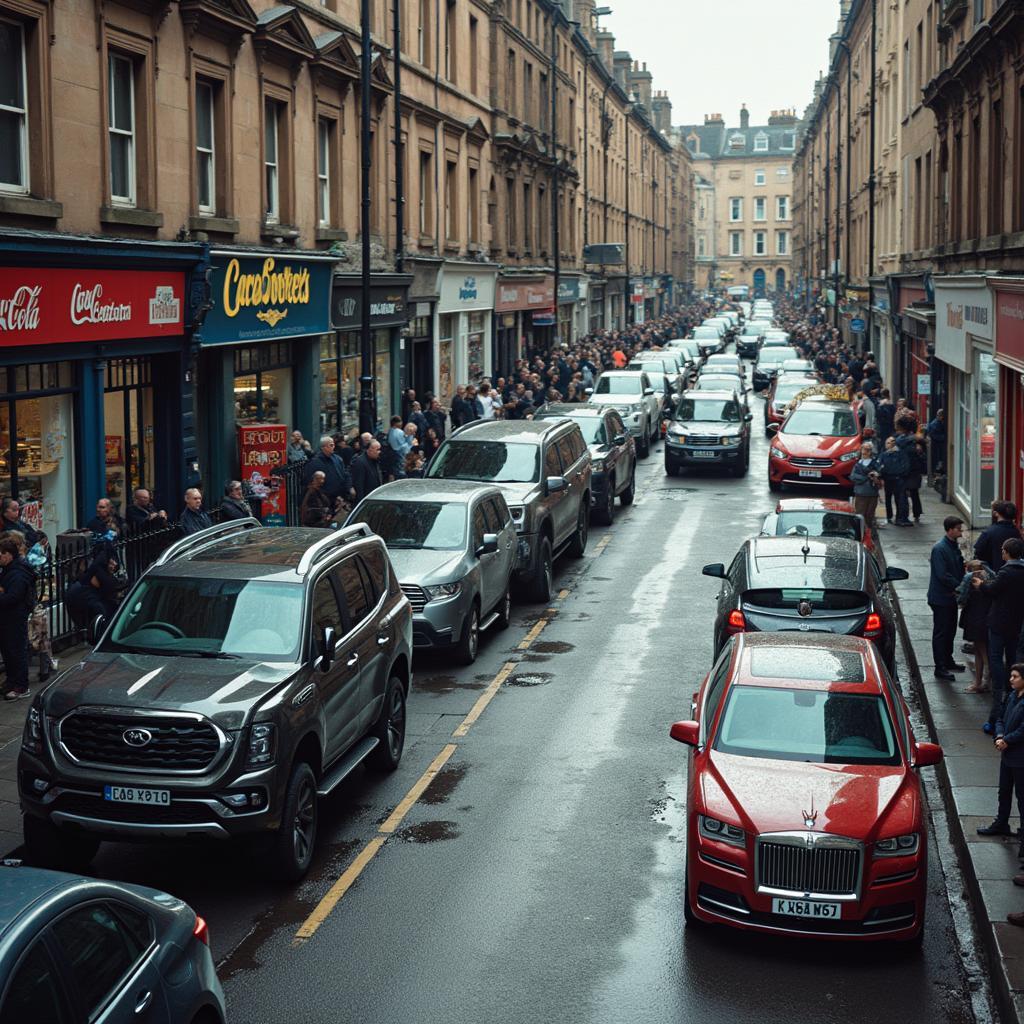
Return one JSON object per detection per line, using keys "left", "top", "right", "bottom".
{"left": 222, "top": 258, "right": 311, "bottom": 319}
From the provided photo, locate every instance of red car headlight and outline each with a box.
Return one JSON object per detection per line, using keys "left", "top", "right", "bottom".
{"left": 699, "top": 815, "right": 746, "bottom": 848}
{"left": 874, "top": 834, "right": 920, "bottom": 857}
{"left": 769, "top": 446, "right": 787, "bottom": 460}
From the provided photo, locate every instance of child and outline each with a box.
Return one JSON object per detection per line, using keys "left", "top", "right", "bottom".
{"left": 958, "top": 558, "right": 995, "bottom": 694}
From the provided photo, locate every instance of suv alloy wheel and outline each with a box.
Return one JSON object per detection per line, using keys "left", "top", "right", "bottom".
{"left": 528, "top": 537, "right": 554, "bottom": 603}
{"left": 270, "top": 761, "right": 318, "bottom": 882}
{"left": 637, "top": 424, "right": 650, "bottom": 458}
{"left": 369, "top": 676, "right": 406, "bottom": 772}
{"left": 456, "top": 603, "right": 480, "bottom": 665}
{"left": 568, "top": 502, "right": 589, "bottom": 557}
{"left": 595, "top": 478, "right": 615, "bottom": 525}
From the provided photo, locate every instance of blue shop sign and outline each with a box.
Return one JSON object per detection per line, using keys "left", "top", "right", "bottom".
{"left": 850, "top": 317, "right": 866, "bottom": 333}
{"left": 199, "top": 251, "right": 336, "bottom": 345}
{"left": 558, "top": 278, "right": 580, "bottom": 303}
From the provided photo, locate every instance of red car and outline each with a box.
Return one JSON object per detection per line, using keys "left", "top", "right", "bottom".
{"left": 671, "top": 632, "right": 942, "bottom": 942}
{"left": 760, "top": 497, "right": 875, "bottom": 552}
{"left": 763, "top": 374, "right": 818, "bottom": 434}
{"left": 768, "top": 395, "right": 861, "bottom": 492}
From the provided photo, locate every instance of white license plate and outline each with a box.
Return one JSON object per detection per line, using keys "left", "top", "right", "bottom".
{"left": 772, "top": 897, "right": 841, "bottom": 919}
{"left": 691, "top": 450, "right": 718, "bottom": 459}
{"left": 798, "top": 469, "right": 822, "bottom": 478}
{"left": 104, "top": 785, "right": 170, "bottom": 806}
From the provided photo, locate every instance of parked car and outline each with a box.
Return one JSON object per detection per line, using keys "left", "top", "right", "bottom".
{"left": 427, "top": 419, "right": 591, "bottom": 602}
{"left": 670, "top": 632, "right": 941, "bottom": 942}
{"left": 534, "top": 404, "right": 636, "bottom": 524}
{"left": 587, "top": 370, "right": 660, "bottom": 457}
{"left": 0, "top": 864, "right": 227, "bottom": 1023}
{"left": 704, "top": 354, "right": 746, "bottom": 379}
{"left": 666, "top": 339, "right": 703, "bottom": 377}
{"left": 736, "top": 325, "right": 764, "bottom": 360}
{"left": 702, "top": 534, "right": 906, "bottom": 672}
{"left": 752, "top": 346, "right": 800, "bottom": 390}
{"left": 760, "top": 497, "right": 875, "bottom": 553}
{"left": 691, "top": 325, "right": 724, "bottom": 357}
{"left": 692, "top": 375, "right": 751, "bottom": 417}
{"left": 780, "top": 358, "right": 815, "bottom": 375}
{"left": 762, "top": 331, "right": 792, "bottom": 346}
{"left": 347, "top": 480, "right": 515, "bottom": 664}
{"left": 768, "top": 395, "right": 862, "bottom": 492}
{"left": 625, "top": 361, "right": 681, "bottom": 419}
{"left": 763, "top": 373, "right": 819, "bottom": 433}
{"left": 19, "top": 520, "right": 414, "bottom": 881}
{"left": 665, "top": 390, "right": 753, "bottom": 478}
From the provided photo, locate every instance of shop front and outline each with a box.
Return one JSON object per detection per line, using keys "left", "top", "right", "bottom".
{"left": 0, "top": 233, "right": 201, "bottom": 533}
{"left": 889, "top": 276, "right": 933, "bottom": 422}
{"left": 934, "top": 275, "right": 995, "bottom": 523}
{"left": 327, "top": 274, "right": 412, "bottom": 436}
{"left": 194, "top": 249, "right": 336, "bottom": 494}
{"left": 494, "top": 275, "right": 555, "bottom": 375}
{"left": 869, "top": 279, "right": 893, "bottom": 384}
{"left": 436, "top": 263, "right": 498, "bottom": 402}
{"left": 557, "top": 276, "right": 582, "bottom": 344}
{"left": 992, "top": 280, "right": 1024, "bottom": 515}
{"left": 588, "top": 282, "right": 606, "bottom": 333}
{"left": 404, "top": 257, "right": 441, "bottom": 399}
{"left": 605, "top": 276, "right": 627, "bottom": 330}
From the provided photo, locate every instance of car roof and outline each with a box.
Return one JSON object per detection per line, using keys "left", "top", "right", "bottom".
{"left": 732, "top": 633, "right": 881, "bottom": 694}
{"left": 745, "top": 535, "right": 865, "bottom": 587}
{"left": 790, "top": 395, "right": 853, "bottom": 409}
{"left": 600, "top": 369, "right": 645, "bottom": 378}
{"left": 173, "top": 527, "right": 347, "bottom": 573}
{"left": 0, "top": 867, "right": 74, "bottom": 937}
{"left": 360, "top": 479, "right": 500, "bottom": 503}
{"left": 451, "top": 419, "right": 563, "bottom": 443}
{"left": 682, "top": 389, "right": 736, "bottom": 400}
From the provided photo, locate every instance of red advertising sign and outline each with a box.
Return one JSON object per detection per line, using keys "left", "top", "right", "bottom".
{"left": 238, "top": 425, "right": 288, "bottom": 525}
{"left": 0, "top": 267, "right": 185, "bottom": 347}
{"left": 495, "top": 276, "right": 555, "bottom": 313}
{"left": 995, "top": 287, "right": 1024, "bottom": 372}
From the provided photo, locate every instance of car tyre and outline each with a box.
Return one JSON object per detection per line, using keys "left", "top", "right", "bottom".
{"left": 768, "top": 477, "right": 782, "bottom": 493}
{"left": 455, "top": 603, "right": 480, "bottom": 665}
{"left": 683, "top": 866, "right": 700, "bottom": 926}
{"left": 733, "top": 446, "right": 750, "bottom": 477}
{"left": 568, "top": 502, "right": 589, "bottom": 558}
{"left": 665, "top": 459, "right": 678, "bottom": 477}
{"left": 527, "top": 538, "right": 554, "bottom": 603}
{"left": 23, "top": 815, "right": 100, "bottom": 872}
{"left": 269, "top": 761, "right": 317, "bottom": 882}
{"left": 637, "top": 430, "right": 650, "bottom": 459}
{"left": 619, "top": 467, "right": 636, "bottom": 505}
{"left": 369, "top": 675, "right": 407, "bottom": 773}
{"left": 594, "top": 481, "right": 615, "bottom": 525}
{"left": 495, "top": 586, "right": 512, "bottom": 630}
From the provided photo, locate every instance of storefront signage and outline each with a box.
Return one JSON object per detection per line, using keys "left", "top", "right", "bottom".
{"left": 438, "top": 267, "right": 497, "bottom": 313}
{"left": 850, "top": 318, "right": 866, "bottom": 333}
{"left": 995, "top": 286, "right": 1024, "bottom": 372}
{"left": 200, "top": 252, "right": 335, "bottom": 346}
{"left": 935, "top": 278, "right": 993, "bottom": 373}
{"left": 0, "top": 268, "right": 185, "bottom": 347}
{"left": 495, "top": 276, "right": 554, "bottom": 313}
{"left": 331, "top": 276, "right": 412, "bottom": 331}
{"left": 557, "top": 279, "right": 580, "bottom": 304}
{"left": 917, "top": 373, "right": 931, "bottom": 396}
{"left": 238, "top": 424, "right": 288, "bottom": 525}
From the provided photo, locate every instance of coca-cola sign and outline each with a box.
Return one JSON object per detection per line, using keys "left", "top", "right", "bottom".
{"left": 0, "top": 268, "right": 185, "bottom": 347}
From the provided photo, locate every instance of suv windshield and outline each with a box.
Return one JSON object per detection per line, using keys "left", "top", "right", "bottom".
{"left": 595, "top": 376, "right": 642, "bottom": 395}
{"left": 428, "top": 440, "right": 539, "bottom": 483}
{"left": 350, "top": 500, "right": 467, "bottom": 550}
{"left": 677, "top": 398, "right": 740, "bottom": 422}
{"left": 772, "top": 511, "right": 862, "bottom": 542}
{"left": 784, "top": 406, "right": 857, "bottom": 436}
{"left": 713, "top": 686, "right": 901, "bottom": 765}
{"left": 105, "top": 578, "right": 304, "bottom": 660}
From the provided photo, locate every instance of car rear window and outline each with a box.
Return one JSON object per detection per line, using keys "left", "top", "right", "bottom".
{"left": 748, "top": 646, "right": 866, "bottom": 682}
{"left": 773, "top": 510, "right": 862, "bottom": 542}
{"left": 744, "top": 588, "right": 869, "bottom": 611}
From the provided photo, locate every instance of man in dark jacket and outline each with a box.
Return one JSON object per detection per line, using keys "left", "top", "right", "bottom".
{"left": 450, "top": 387, "right": 472, "bottom": 429}
{"left": 126, "top": 488, "right": 168, "bottom": 533}
{"left": 0, "top": 498, "right": 38, "bottom": 547}
{"left": 351, "top": 440, "right": 384, "bottom": 505}
{"left": 425, "top": 399, "right": 447, "bottom": 440}
{"left": 928, "top": 515, "right": 966, "bottom": 680}
{"left": 302, "top": 436, "right": 354, "bottom": 505}
{"left": 975, "top": 501, "right": 1021, "bottom": 570}
{"left": 179, "top": 488, "right": 213, "bottom": 535}
{"left": 219, "top": 481, "right": 253, "bottom": 521}
{"left": 0, "top": 537, "right": 36, "bottom": 699}
{"left": 975, "top": 537, "right": 1024, "bottom": 735}
{"left": 84, "top": 497, "right": 126, "bottom": 539}
{"left": 978, "top": 661, "right": 1024, "bottom": 850}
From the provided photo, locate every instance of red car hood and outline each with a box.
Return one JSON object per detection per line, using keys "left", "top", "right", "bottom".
{"left": 702, "top": 752, "right": 916, "bottom": 840}
{"left": 776, "top": 432, "right": 860, "bottom": 459}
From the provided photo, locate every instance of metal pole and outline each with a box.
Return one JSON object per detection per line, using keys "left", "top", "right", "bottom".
{"left": 550, "top": 12, "right": 560, "bottom": 340}
{"left": 393, "top": 0, "right": 404, "bottom": 274}
{"left": 624, "top": 106, "right": 631, "bottom": 323}
{"left": 867, "top": 0, "right": 877, "bottom": 352}
{"left": 359, "top": 0, "right": 375, "bottom": 435}
{"left": 834, "top": 72, "right": 841, "bottom": 331}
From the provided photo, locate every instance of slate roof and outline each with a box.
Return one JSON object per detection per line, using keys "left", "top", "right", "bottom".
{"left": 679, "top": 122, "right": 797, "bottom": 160}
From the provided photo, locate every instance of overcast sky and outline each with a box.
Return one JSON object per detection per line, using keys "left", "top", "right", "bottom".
{"left": 601, "top": 0, "right": 841, "bottom": 128}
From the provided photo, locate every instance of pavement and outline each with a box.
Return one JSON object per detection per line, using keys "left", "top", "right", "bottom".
{"left": 879, "top": 483, "right": 1024, "bottom": 1024}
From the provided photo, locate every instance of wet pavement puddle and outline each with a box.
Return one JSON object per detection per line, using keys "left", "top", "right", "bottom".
{"left": 531, "top": 640, "right": 574, "bottom": 655}
{"left": 505, "top": 671, "right": 554, "bottom": 687}
{"left": 420, "top": 763, "right": 468, "bottom": 805}
{"left": 396, "top": 820, "right": 460, "bottom": 843}
{"left": 414, "top": 673, "right": 488, "bottom": 695}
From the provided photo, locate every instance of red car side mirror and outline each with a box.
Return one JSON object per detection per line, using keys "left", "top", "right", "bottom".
{"left": 914, "top": 741, "right": 943, "bottom": 767}
{"left": 670, "top": 720, "right": 700, "bottom": 747}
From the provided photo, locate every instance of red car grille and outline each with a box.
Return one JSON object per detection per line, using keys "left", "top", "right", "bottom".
{"left": 757, "top": 838, "right": 861, "bottom": 896}
{"left": 789, "top": 457, "right": 833, "bottom": 468}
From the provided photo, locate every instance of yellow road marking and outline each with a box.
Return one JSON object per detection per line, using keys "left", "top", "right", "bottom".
{"left": 594, "top": 535, "right": 613, "bottom": 554}
{"left": 517, "top": 617, "right": 549, "bottom": 650}
{"left": 378, "top": 743, "right": 458, "bottom": 833}
{"left": 452, "top": 661, "right": 517, "bottom": 738}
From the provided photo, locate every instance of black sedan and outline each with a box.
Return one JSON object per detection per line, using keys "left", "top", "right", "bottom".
{"left": 701, "top": 534, "right": 908, "bottom": 673}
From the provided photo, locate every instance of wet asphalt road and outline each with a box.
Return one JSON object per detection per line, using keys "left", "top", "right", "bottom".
{"left": 87, "top": 375, "right": 976, "bottom": 1024}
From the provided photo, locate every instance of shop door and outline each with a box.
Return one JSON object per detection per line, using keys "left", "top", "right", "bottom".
{"left": 775, "top": 269, "right": 786, "bottom": 293}
{"left": 976, "top": 351, "right": 998, "bottom": 523}
{"left": 753, "top": 269, "right": 766, "bottom": 297}
{"left": 104, "top": 358, "right": 155, "bottom": 517}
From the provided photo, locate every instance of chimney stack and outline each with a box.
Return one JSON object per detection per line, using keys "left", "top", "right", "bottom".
{"left": 651, "top": 90, "right": 673, "bottom": 133}
{"left": 739, "top": 103, "right": 750, "bottom": 129}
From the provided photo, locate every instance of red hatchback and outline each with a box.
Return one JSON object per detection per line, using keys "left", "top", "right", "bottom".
{"left": 768, "top": 395, "right": 861, "bottom": 492}
{"left": 671, "top": 632, "right": 941, "bottom": 942}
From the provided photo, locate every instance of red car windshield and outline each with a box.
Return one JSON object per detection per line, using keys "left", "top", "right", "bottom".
{"left": 713, "top": 686, "right": 901, "bottom": 765}
{"left": 783, "top": 406, "right": 858, "bottom": 437}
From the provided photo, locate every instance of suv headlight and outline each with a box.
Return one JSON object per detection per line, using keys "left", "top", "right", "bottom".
{"left": 425, "top": 581, "right": 462, "bottom": 601}
{"left": 839, "top": 451, "right": 860, "bottom": 462}
{"left": 875, "top": 833, "right": 920, "bottom": 857}
{"left": 721, "top": 435, "right": 741, "bottom": 446}
{"left": 22, "top": 705, "right": 43, "bottom": 756}
{"left": 245, "top": 722, "right": 276, "bottom": 769}
{"left": 668, "top": 424, "right": 687, "bottom": 439}
{"left": 699, "top": 814, "right": 746, "bottom": 848}
{"left": 769, "top": 446, "right": 787, "bottom": 459}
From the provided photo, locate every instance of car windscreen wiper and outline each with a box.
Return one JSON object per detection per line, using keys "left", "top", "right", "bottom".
{"left": 174, "top": 650, "right": 242, "bottom": 659}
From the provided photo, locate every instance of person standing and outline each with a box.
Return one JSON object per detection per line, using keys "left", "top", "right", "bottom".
{"left": 299, "top": 471, "right": 334, "bottom": 528}
{"left": 978, "top": 665, "right": 1024, "bottom": 860}
{"left": 976, "top": 501, "right": 1021, "bottom": 571}
{"left": 351, "top": 439, "right": 384, "bottom": 505}
{"left": 926, "top": 408, "right": 947, "bottom": 474}
{"left": 0, "top": 537, "right": 36, "bottom": 700}
{"left": 880, "top": 436, "right": 911, "bottom": 526}
{"left": 929, "top": 516, "right": 966, "bottom": 680}
{"left": 302, "top": 436, "right": 355, "bottom": 506}
{"left": 219, "top": 481, "right": 253, "bottom": 521}
{"left": 975, "top": 537, "right": 1024, "bottom": 734}
{"left": 179, "top": 488, "right": 213, "bottom": 535}
{"left": 85, "top": 498, "right": 125, "bottom": 540}
{"left": 287, "top": 430, "right": 312, "bottom": 464}
{"left": 850, "top": 442, "right": 883, "bottom": 537}
{"left": 426, "top": 398, "right": 447, "bottom": 441}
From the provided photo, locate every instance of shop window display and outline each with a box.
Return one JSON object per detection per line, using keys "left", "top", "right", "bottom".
{"left": 104, "top": 358, "right": 155, "bottom": 515}
{"left": 467, "top": 311, "right": 485, "bottom": 383}
{"left": 438, "top": 314, "right": 454, "bottom": 406}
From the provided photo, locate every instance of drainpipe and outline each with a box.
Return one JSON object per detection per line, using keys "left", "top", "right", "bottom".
{"left": 867, "top": 0, "right": 877, "bottom": 351}
{"left": 358, "top": 0, "right": 375, "bottom": 434}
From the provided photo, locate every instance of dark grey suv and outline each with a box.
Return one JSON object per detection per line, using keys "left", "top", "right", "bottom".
{"left": 18, "top": 520, "right": 413, "bottom": 882}
{"left": 426, "top": 419, "right": 591, "bottom": 602}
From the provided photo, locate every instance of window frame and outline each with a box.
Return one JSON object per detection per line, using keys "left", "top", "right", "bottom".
{"left": 753, "top": 196, "right": 766, "bottom": 222}
{"left": 776, "top": 194, "right": 789, "bottom": 220}
{"left": 776, "top": 230, "right": 789, "bottom": 256}
{"left": 264, "top": 96, "right": 281, "bottom": 224}
{"left": 754, "top": 168, "right": 765, "bottom": 186}
{"left": 107, "top": 51, "right": 136, "bottom": 207}
{"left": 753, "top": 230, "right": 766, "bottom": 256}
{"left": 729, "top": 197, "right": 742, "bottom": 222}
{"left": 729, "top": 230, "right": 742, "bottom": 256}
{"left": 754, "top": 132, "right": 768, "bottom": 152}
{"left": 317, "top": 116, "right": 331, "bottom": 227}
{"left": 195, "top": 78, "right": 216, "bottom": 215}
{"left": 0, "top": 16, "right": 29, "bottom": 195}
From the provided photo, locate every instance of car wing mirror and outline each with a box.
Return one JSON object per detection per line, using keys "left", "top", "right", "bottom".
{"left": 546, "top": 476, "right": 567, "bottom": 494}
{"left": 88, "top": 614, "right": 109, "bottom": 646}
{"left": 914, "top": 741, "right": 943, "bottom": 768}
{"left": 319, "top": 625, "right": 336, "bottom": 672}
{"left": 744, "top": 412, "right": 753, "bottom": 422}
{"left": 613, "top": 433, "right": 628, "bottom": 446}
{"left": 702, "top": 563, "right": 726, "bottom": 579}
{"left": 476, "top": 533, "right": 499, "bottom": 557}
{"left": 670, "top": 720, "right": 700, "bottom": 746}
{"left": 884, "top": 566, "right": 910, "bottom": 582}
{"left": 766, "top": 423, "right": 780, "bottom": 435}
{"left": 643, "top": 387, "right": 655, "bottom": 396}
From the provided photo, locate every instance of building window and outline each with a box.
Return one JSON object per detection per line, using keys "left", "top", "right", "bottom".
{"left": 729, "top": 197, "right": 742, "bottom": 221}
{"left": 195, "top": 80, "right": 215, "bottom": 214}
{"left": 974, "top": 0, "right": 985, "bottom": 23}
{"left": 781, "top": 131, "right": 795, "bottom": 150}
{"left": 754, "top": 197, "right": 766, "bottom": 221}
{"left": 754, "top": 168, "right": 765, "bottom": 186}
{"left": 0, "top": 19, "right": 28, "bottom": 193}
{"left": 418, "top": 0, "right": 430, "bottom": 65}
{"left": 264, "top": 98, "right": 282, "bottom": 223}
{"left": 108, "top": 53, "right": 135, "bottom": 205}
{"left": 523, "top": 182, "right": 532, "bottom": 249}
{"left": 754, "top": 132, "right": 768, "bottom": 152}
{"left": 754, "top": 231, "right": 766, "bottom": 256}
{"left": 697, "top": 234, "right": 706, "bottom": 257}
{"left": 317, "top": 118, "right": 331, "bottom": 227}
{"left": 445, "top": 159, "right": 456, "bottom": 240}
{"left": 468, "top": 165, "right": 479, "bottom": 242}
{"left": 505, "top": 175, "right": 515, "bottom": 248}
{"left": 419, "top": 150, "right": 433, "bottom": 236}
{"left": 776, "top": 230, "right": 789, "bottom": 255}
{"left": 444, "top": 0, "right": 455, "bottom": 82}
{"left": 776, "top": 195, "right": 789, "bottom": 220}
{"left": 776, "top": 167, "right": 788, "bottom": 179}
{"left": 729, "top": 231, "right": 742, "bottom": 256}
{"left": 469, "top": 15, "right": 478, "bottom": 94}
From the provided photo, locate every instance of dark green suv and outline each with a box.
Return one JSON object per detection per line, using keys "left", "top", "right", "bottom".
{"left": 18, "top": 521, "right": 413, "bottom": 881}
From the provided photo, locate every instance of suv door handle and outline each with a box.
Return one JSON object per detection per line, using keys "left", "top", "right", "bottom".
{"left": 376, "top": 635, "right": 390, "bottom": 646}
{"left": 345, "top": 652, "right": 359, "bottom": 667}
{"left": 135, "top": 991, "right": 153, "bottom": 1015}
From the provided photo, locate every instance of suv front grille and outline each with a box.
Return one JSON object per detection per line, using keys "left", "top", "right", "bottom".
{"left": 59, "top": 712, "right": 221, "bottom": 773}
{"left": 790, "top": 456, "right": 833, "bottom": 468}
{"left": 757, "top": 835, "right": 861, "bottom": 897}
{"left": 687, "top": 434, "right": 722, "bottom": 446}
{"left": 400, "top": 583, "right": 427, "bottom": 613}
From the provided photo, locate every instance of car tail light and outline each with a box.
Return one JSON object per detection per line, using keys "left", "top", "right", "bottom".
{"left": 863, "top": 612, "right": 882, "bottom": 638}
{"left": 726, "top": 609, "right": 747, "bottom": 633}
{"left": 193, "top": 915, "right": 210, "bottom": 946}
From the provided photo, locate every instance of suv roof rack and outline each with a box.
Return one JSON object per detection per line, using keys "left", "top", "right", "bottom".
{"left": 295, "top": 522, "right": 374, "bottom": 575}
{"left": 153, "top": 517, "right": 263, "bottom": 567}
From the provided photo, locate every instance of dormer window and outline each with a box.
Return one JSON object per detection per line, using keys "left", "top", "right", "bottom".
{"left": 781, "top": 131, "right": 796, "bottom": 150}
{"left": 754, "top": 131, "right": 768, "bottom": 152}
{"left": 728, "top": 133, "right": 745, "bottom": 150}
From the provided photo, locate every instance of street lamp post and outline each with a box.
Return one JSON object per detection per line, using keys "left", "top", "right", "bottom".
{"left": 358, "top": 0, "right": 375, "bottom": 435}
